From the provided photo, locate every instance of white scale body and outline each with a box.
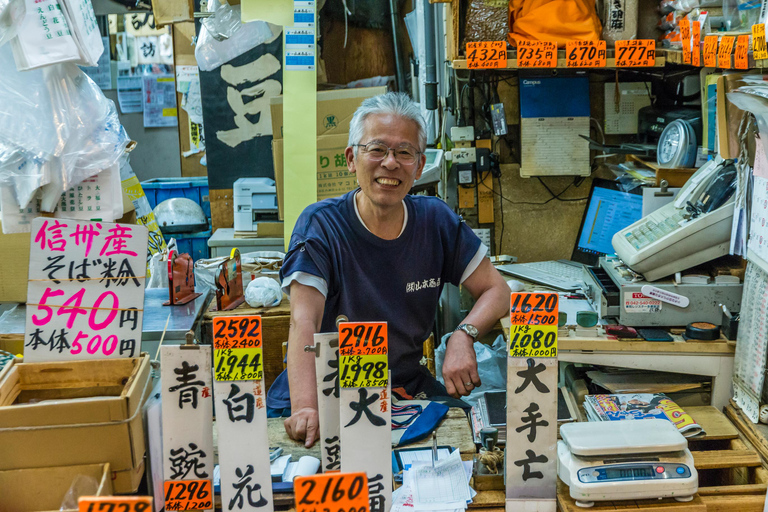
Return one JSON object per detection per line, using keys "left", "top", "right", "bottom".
{"left": 557, "top": 419, "right": 698, "bottom": 508}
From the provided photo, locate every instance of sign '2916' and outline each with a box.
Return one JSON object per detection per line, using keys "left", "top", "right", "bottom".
{"left": 25, "top": 218, "right": 149, "bottom": 362}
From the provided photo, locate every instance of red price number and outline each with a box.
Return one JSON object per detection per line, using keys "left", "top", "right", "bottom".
{"left": 164, "top": 480, "right": 212, "bottom": 511}
{"left": 338, "top": 322, "right": 388, "bottom": 356}
{"left": 79, "top": 497, "right": 152, "bottom": 512}
{"left": 213, "top": 315, "right": 262, "bottom": 349}
{"left": 296, "top": 472, "right": 369, "bottom": 512}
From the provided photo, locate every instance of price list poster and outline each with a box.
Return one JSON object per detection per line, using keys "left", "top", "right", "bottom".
{"left": 25, "top": 218, "right": 148, "bottom": 362}
{"left": 506, "top": 293, "right": 558, "bottom": 512}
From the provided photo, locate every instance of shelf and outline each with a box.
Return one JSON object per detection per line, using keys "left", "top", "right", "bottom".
{"left": 626, "top": 154, "right": 697, "bottom": 187}
{"left": 451, "top": 48, "right": 666, "bottom": 70}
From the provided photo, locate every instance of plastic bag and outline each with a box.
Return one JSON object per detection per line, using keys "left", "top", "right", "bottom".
{"left": 0, "top": 0, "right": 24, "bottom": 48}
{"left": 245, "top": 276, "right": 282, "bottom": 307}
{"left": 194, "top": 0, "right": 275, "bottom": 72}
{"left": 434, "top": 333, "right": 507, "bottom": 409}
{"left": 509, "top": 0, "right": 602, "bottom": 47}
{"left": 602, "top": 0, "right": 637, "bottom": 45}
{"left": 58, "top": 474, "right": 99, "bottom": 511}
{"left": 464, "top": 0, "right": 509, "bottom": 44}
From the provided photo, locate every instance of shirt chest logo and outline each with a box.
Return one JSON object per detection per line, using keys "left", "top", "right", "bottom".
{"left": 405, "top": 277, "right": 441, "bottom": 293}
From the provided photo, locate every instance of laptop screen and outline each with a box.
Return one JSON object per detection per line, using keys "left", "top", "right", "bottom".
{"left": 571, "top": 179, "right": 644, "bottom": 265}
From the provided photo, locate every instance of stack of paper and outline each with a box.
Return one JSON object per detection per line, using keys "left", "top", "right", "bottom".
{"left": 392, "top": 450, "right": 474, "bottom": 512}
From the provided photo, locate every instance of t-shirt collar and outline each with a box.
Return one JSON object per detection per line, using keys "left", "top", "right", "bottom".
{"left": 353, "top": 189, "right": 408, "bottom": 238}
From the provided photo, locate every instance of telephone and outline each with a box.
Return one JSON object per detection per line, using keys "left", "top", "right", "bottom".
{"left": 612, "top": 156, "right": 738, "bottom": 281}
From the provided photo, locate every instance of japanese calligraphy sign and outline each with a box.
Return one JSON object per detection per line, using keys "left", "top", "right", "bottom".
{"left": 692, "top": 22, "right": 701, "bottom": 67}
{"left": 753, "top": 24, "right": 768, "bottom": 60}
{"left": 295, "top": 472, "right": 369, "bottom": 512}
{"left": 735, "top": 35, "right": 750, "bottom": 70}
{"left": 703, "top": 35, "right": 718, "bottom": 67}
{"left": 25, "top": 218, "right": 148, "bottom": 363}
{"left": 615, "top": 40, "right": 656, "bottom": 67}
{"left": 718, "top": 35, "right": 736, "bottom": 69}
{"left": 214, "top": 316, "right": 264, "bottom": 381}
{"left": 161, "top": 346, "right": 214, "bottom": 512}
{"left": 466, "top": 41, "right": 507, "bottom": 69}
{"left": 79, "top": 497, "right": 153, "bottom": 512}
{"left": 509, "top": 293, "right": 558, "bottom": 358}
{"left": 340, "top": 375, "right": 392, "bottom": 512}
{"left": 680, "top": 18, "right": 692, "bottom": 64}
{"left": 565, "top": 40, "right": 606, "bottom": 67}
{"left": 215, "top": 379, "right": 273, "bottom": 512}
{"left": 516, "top": 41, "right": 557, "bottom": 68}
{"left": 315, "top": 333, "right": 341, "bottom": 473}
{"left": 505, "top": 356, "right": 558, "bottom": 509}
{"left": 338, "top": 322, "right": 388, "bottom": 388}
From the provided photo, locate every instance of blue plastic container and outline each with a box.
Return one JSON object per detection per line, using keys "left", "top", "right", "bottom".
{"left": 142, "top": 177, "right": 211, "bottom": 219}
{"left": 165, "top": 228, "right": 212, "bottom": 261}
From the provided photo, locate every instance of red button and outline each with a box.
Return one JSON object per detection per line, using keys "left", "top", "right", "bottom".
{"left": 656, "top": 466, "right": 665, "bottom": 474}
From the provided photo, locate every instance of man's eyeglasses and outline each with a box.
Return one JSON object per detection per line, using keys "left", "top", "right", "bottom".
{"left": 353, "top": 142, "right": 421, "bottom": 165}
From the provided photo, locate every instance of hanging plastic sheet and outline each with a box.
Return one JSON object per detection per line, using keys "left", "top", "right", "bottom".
{"left": 0, "top": 0, "right": 24, "bottom": 48}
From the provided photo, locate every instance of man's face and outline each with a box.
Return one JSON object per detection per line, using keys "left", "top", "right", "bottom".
{"left": 345, "top": 113, "right": 426, "bottom": 210}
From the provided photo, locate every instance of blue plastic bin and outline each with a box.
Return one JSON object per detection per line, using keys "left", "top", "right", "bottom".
{"left": 142, "top": 177, "right": 211, "bottom": 219}
{"left": 165, "top": 228, "right": 212, "bottom": 261}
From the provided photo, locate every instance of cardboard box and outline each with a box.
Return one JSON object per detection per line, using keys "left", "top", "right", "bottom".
{"left": 0, "top": 355, "right": 150, "bottom": 493}
{"left": 269, "top": 86, "right": 387, "bottom": 139}
{"left": 0, "top": 463, "right": 112, "bottom": 512}
{"left": 0, "top": 221, "right": 30, "bottom": 303}
{"left": 273, "top": 134, "right": 359, "bottom": 220}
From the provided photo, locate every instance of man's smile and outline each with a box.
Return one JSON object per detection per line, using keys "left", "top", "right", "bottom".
{"left": 375, "top": 177, "right": 401, "bottom": 186}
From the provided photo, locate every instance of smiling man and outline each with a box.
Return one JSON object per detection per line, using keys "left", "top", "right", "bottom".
{"left": 279, "top": 92, "right": 510, "bottom": 447}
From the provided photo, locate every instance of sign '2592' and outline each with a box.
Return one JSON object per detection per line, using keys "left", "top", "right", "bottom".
{"left": 25, "top": 218, "right": 149, "bottom": 363}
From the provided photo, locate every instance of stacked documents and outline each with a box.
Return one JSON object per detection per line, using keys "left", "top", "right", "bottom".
{"left": 392, "top": 450, "right": 474, "bottom": 512}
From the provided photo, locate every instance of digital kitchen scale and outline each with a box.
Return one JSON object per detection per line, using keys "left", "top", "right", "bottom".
{"left": 557, "top": 419, "right": 698, "bottom": 508}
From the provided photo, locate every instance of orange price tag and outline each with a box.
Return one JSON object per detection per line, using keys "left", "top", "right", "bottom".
{"left": 516, "top": 40, "right": 557, "bottom": 68}
{"left": 718, "top": 35, "right": 736, "bottom": 69}
{"left": 703, "top": 35, "right": 718, "bottom": 67}
{"left": 295, "top": 472, "right": 369, "bottom": 512}
{"left": 466, "top": 41, "right": 507, "bottom": 69}
{"left": 753, "top": 23, "right": 768, "bottom": 60}
{"left": 509, "top": 292, "right": 559, "bottom": 358}
{"left": 212, "top": 315, "right": 262, "bottom": 349}
{"left": 163, "top": 480, "right": 213, "bottom": 511}
{"left": 692, "top": 22, "right": 701, "bottom": 66}
{"left": 339, "top": 322, "right": 388, "bottom": 388}
{"left": 339, "top": 322, "right": 388, "bottom": 356}
{"left": 615, "top": 39, "right": 656, "bottom": 67}
{"left": 79, "top": 497, "right": 152, "bottom": 512}
{"left": 680, "top": 18, "right": 691, "bottom": 64}
{"left": 735, "top": 34, "right": 749, "bottom": 69}
{"left": 566, "top": 40, "right": 607, "bottom": 67}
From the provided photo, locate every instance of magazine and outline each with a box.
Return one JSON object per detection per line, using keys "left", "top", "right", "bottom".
{"left": 584, "top": 393, "right": 705, "bottom": 438}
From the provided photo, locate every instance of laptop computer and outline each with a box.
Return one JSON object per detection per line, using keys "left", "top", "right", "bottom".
{"left": 497, "top": 179, "right": 644, "bottom": 290}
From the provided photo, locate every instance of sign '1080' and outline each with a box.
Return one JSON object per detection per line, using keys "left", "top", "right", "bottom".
{"left": 509, "top": 293, "right": 558, "bottom": 358}
{"left": 339, "top": 322, "right": 388, "bottom": 388}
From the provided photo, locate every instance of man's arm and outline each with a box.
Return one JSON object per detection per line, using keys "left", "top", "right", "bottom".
{"left": 441, "top": 257, "right": 510, "bottom": 398}
{"left": 284, "top": 281, "right": 325, "bottom": 447}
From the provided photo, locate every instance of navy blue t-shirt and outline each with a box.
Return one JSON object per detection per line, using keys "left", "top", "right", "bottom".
{"left": 279, "top": 190, "right": 483, "bottom": 391}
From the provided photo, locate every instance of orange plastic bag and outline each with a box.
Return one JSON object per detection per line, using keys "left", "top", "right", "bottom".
{"left": 508, "top": 0, "right": 602, "bottom": 48}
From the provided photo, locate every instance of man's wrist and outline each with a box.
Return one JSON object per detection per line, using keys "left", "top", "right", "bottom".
{"left": 448, "top": 328, "right": 474, "bottom": 346}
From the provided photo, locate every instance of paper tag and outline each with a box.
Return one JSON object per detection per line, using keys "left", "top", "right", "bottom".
{"left": 718, "top": 35, "right": 736, "bottom": 69}
{"left": 692, "top": 22, "right": 701, "bottom": 67}
{"left": 517, "top": 40, "right": 557, "bottom": 68}
{"left": 213, "top": 315, "right": 263, "bottom": 381}
{"left": 566, "top": 40, "right": 607, "bottom": 67}
{"left": 295, "top": 472, "right": 369, "bottom": 512}
{"left": 681, "top": 18, "right": 692, "bottom": 64}
{"left": 466, "top": 41, "right": 507, "bottom": 69}
{"left": 163, "top": 480, "right": 213, "bottom": 511}
{"left": 735, "top": 34, "right": 750, "bottom": 70}
{"left": 753, "top": 23, "right": 768, "bottom": 60}
{"left": 339, "top": 322, "right": 388, "bottom": 388}
{"left": 212, "top": 316, "right": 262, "bottom": 349}
{"left": 703, "top": 35, "right": 718, "bottom": 67}
{"left": 615, "top": 40, "right": 656, "bottom": 67}
{"left": 509, "top": 293, "right": 558, "bottom": 358}
{"left": 214, "top": 347, "right": 264, "bottom": 381}
{"left": 79, "top": 497, "right": 152, "bottom": 512}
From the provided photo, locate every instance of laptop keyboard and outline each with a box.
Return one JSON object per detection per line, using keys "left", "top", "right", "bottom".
{"left": 497, "top": 261, "right": 585, "bottom": 291}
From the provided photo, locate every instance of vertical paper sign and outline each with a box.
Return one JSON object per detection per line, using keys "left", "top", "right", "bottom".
{"left": 339, "top": 322, "right": 388, "bottom": 388}
{"left": 718, "top": 35, "right": 736, "bottom": 69}
{"left": 506, "top": 293, "right": 558, "bottom": 512}
{"left": 753, "top": 24, "right": 768, "bottom": 60}
{"left": 315, "top": 333, "right": 341, "bottom": 473}
{"left": 162, "top": 346, "right": 214, "bottom": 512}
{"left": 735, "top": 35, "right": 750, "bottom": 70}
{"left": 692, "top": 22, "right": 701, "bottom": 67}
{"left": 25, "top": 218, "right": 148, "bottom": 363}
{"left": 703, "top": 35, "right": 718, "bottom": 67}
{"left": 681, "top": 18, "right": 691, "bottom": 64}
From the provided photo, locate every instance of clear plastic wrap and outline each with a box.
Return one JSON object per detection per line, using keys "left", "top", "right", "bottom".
{"left": 602, "top": 0, "right": 638, "bottom": 46}
{"left": 463, "top": 0, "right": 509, "bottom": 44}
{"left": 0, "top": 0, "right": 24, "bottom": 48}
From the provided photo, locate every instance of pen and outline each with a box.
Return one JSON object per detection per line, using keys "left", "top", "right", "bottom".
{"left": 432, "top": 431, "right": 437, "bottom": 467}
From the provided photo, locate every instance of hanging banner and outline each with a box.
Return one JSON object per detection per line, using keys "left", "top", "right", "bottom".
{"left": 315, "top": 332, "right": 341, "bottom": 472}
{"left": 25, "top": 218, "right": 148, "bottom": 362}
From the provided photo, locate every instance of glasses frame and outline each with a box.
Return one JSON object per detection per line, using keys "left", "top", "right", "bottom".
{"left": 352, "top": 142, "right": 422, "bottom": 165}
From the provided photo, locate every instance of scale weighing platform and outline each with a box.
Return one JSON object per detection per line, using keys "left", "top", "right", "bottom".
{"left": 557, "top": 419, "right": 697, "bottom": 507}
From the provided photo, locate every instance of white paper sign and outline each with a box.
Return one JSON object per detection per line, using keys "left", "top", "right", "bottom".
{"left": 314, "top": 333, "right": 341, "bottom": 472}
{"left": 10, "top": 0, "right": 80, "bottom": 70}
{"left": 162, "top": 345, "right": 215, "bottom": 512}
{"left": 24, "top": 218, "right": 147, "bottom": 362}
{"left": 143, "top": 74, "right": 178, "bottom": 128}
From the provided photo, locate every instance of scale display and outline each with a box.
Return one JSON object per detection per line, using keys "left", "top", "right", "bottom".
{"left": 577, "top": 463, "right": 692, "bottom": 483}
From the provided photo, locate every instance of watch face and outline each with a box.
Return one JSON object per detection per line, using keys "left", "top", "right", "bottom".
{"left": 462, "top": 324, "right": 479, "bottom": 337}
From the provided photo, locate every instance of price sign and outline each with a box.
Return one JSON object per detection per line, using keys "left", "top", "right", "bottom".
{"left": 517, "top": 40, "right": 557, "bottom": 68}
{"left": 509, "top": 293, "right": 558, "bottom": 358}
{"left": 735, "top": 34, "right": 750, "bottom": 70}
{"left": 466, "top": 41, "right": 507, "bottom": 69}
{"left": 692, "top": 22, "right": 701, "bottom": 66}
{"left": 753, "top": 23, "right": 768, "bottom": 60}
{"left": 703, "top": 35, "right": 718, "bottom": 67}
{"left": 565, "top": 40, "right": 606, "bottom": 67}
{"left": 295, "top": 472, "right": 369, "bottom": 512}
{"left": 79, "top": 497, "right": 152, "bottom": 512}
{"left": 213, "top": 315, "right": 263, "bottom": 381}
{"left": 339, "top": 322, "right": 388, "bottom": 388}
{"left": 615, "top": 39, "right": 656, "bottom": 67}
{"left": 718, "top": 35, "right": 736, "bottom": 69}
{"left": 163, "top": 480, "right": 213, "bottom": 511}
{"left": 680, "top": 18, "right": 691, "bottom": 64}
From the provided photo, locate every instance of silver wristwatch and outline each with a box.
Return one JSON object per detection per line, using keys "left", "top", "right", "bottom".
{"left": 455, "top": 323, "right": 479, "bottom": 341}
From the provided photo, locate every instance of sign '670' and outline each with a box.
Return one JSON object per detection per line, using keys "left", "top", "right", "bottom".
{"left": 25, "top": 218, "right": 148, "bottom": 362}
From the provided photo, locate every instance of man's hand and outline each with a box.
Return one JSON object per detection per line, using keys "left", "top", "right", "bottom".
{"left": 284, "top": 407, "right": 320, "bottom": 448}
{"left": 441, "top": 331, "right": 481, "bottom": 398}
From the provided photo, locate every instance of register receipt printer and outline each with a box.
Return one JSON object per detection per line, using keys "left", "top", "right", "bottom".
{"left": 234, "top": 177, "right": 278, "bottom": 232}
{"left": 612, "top": 156, "right": 737, "bottom": 281}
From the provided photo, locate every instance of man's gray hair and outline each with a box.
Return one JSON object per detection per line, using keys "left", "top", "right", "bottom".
{"left": 348, "top": 92, "right": 427, "bottom": 155}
